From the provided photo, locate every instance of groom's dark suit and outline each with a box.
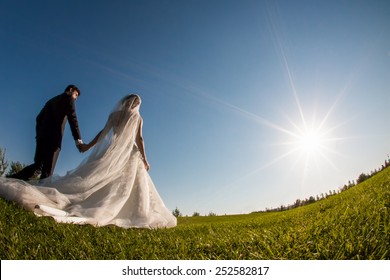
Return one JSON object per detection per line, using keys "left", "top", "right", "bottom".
{"left": 36, "top": 91, "right": 81, "bottom": 149}
{"left": 11, "top": 91, "right": 82, "bottom": 180}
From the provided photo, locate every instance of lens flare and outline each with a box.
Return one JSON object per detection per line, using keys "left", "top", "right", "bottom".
{"left": 298, "top": 129, "right": 324, "bottom": 154}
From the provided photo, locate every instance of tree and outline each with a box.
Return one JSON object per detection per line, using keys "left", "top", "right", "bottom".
{"left": 172, "top": 207, "right": 182, "bottom": 217}
{"left": 357, "top": 173, "right": 369, "bottom": 184}
{"left": 208, "top": 211, "right": 216, "bottom": 216}
{"left": 0, "top": 147, "right": 9, "bottom": 176}
{"left": 192, "top": 212, "right": 200, "bottom": 217}
{"left": 6, "top": 161, "right": 26, "bottom": 177}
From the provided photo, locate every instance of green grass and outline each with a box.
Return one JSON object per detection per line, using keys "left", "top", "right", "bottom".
{"left": 1, "top": 168, "right": 389, "bottom": 260}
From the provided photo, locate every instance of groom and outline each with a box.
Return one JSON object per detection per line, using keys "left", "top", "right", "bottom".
{"left": 10, "top": 85, "right": 86, "bottom": 181}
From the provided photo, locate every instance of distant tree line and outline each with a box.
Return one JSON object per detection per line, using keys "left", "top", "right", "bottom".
{"left": 171, "top": 207, "right": 216, "bottom": 218}
{"left": 255, "top": 158, "right": 390, "bottom": 213}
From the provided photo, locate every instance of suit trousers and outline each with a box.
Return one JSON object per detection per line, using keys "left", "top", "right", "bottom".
{"left": 12, "top": 140, "right": 60, "bottom": 180}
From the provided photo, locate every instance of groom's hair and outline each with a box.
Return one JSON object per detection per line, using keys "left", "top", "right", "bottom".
{"left": 65, "top": 84, "right": 81, "bottom": 96}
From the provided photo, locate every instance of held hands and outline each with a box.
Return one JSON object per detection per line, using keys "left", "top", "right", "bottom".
{"left": 78, "top": 143, "right": 91, "bottom": 153}
{"left": 76, "top": 140, "right": 90, "bottom": 153}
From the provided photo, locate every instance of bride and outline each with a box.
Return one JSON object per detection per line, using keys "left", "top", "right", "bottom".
{"left": 0, "top": 94, "right": 177, "bottom": 229}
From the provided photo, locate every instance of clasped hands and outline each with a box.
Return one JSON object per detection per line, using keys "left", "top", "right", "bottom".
{"left": 76, "top": 140, "right": 91, "bottom": 153}
{"left": 77, "top": 143, "right": 91, "bottom": 153}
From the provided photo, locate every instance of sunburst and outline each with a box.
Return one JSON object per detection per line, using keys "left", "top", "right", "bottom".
{"left": 280, "top": 110, "right": 341, "bottom": 172}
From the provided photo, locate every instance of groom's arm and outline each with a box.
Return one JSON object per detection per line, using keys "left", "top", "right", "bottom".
{"left": 65, "top": 95, "right": 82, "bottom": 143}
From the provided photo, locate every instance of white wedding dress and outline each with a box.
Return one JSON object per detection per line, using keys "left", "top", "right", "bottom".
{"left": 0, "top": 95, "right": 177, "bottom": 229}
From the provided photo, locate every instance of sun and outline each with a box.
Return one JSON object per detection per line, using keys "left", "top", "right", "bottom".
{"left": 297, "top": 128, "right": 325, "bottom": 155}
{"left": 277, "top": 108, "right": 343, "bottom": 174}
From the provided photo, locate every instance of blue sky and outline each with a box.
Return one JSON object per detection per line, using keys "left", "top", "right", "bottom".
{"left": 0, "top": 0, "right": 389, "bottom": 215}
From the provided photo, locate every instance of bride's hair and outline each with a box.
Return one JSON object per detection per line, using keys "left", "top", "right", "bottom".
{"left": 117, "top": 94, "right": 141, "bottom": 111}
{"left": 118, "top": 94, "right": 141, "bottom": 111}
{"left": 121, "top": 94, "right": 140, "bottom": 103}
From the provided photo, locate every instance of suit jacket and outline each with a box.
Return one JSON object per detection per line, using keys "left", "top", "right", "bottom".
{"left": 35, "top": 92, "right": 81, "bottom": 149}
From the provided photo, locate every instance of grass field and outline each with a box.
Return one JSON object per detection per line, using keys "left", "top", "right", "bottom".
{"left": 0, "top": 167, "right": 389, "bottom": 260}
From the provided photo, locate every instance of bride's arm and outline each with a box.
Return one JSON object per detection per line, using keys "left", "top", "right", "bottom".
{"left": 82, "top": 129, "right": 103, "bottom": 151}
{"left": 80, "top": 112, "right": 116, "bottom": 152}
{"left": 135, "top": 117, "right": 150, "bottom": 171}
